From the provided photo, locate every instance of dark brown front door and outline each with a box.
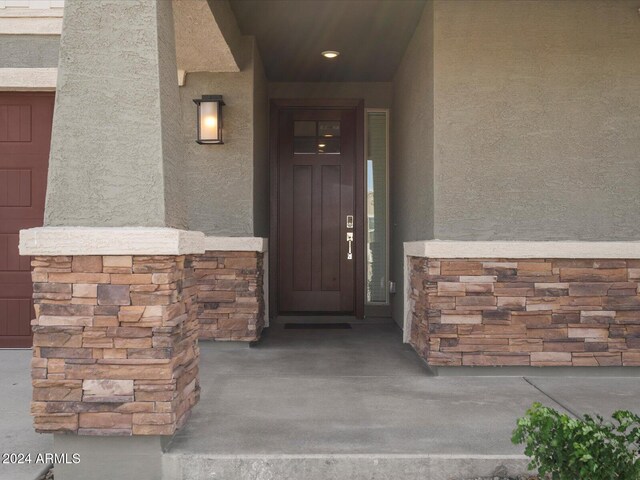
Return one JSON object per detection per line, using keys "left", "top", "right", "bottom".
{"left": 0, "top": 92, "right": 53, "bottom": 348}
{"left": 274, "top": 101, "right": 364, "bottom": 315}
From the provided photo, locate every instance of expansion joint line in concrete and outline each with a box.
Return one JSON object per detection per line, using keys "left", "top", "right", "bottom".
{"left": 522, "top": 377, "right": 580, "bottom": 419}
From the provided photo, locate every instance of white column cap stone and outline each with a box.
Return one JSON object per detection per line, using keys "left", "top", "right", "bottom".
{"left": 20, "top": 227, "right": 270, "bottom": 256}
{"left": 404, "top": 240, "right": 640, "bottom": 259}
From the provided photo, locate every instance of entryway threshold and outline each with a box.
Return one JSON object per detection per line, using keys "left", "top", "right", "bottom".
{"left": 274, "top": 314, "right": 393, "bottom": 324}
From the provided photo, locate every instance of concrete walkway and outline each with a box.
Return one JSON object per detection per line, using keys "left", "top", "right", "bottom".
{"left": 0, "top": 350, "right": 52, "bottom": 480}
{"left": 165, "top": 320, "right": 640, "bottom": 479}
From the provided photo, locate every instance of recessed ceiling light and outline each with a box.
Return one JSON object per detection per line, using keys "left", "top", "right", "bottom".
{"left": 322, "top": 50, "right": 340, "bottom": 59}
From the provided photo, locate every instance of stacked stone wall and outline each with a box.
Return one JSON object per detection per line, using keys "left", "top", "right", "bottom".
{"left": 30, "top": 255, "right": 199, "bottom": 435}
{"left": 193, "top": 251, "right": 264, "bottom": 341}
{"left": 409, "top": 257, "right": 640, "bottom": 367}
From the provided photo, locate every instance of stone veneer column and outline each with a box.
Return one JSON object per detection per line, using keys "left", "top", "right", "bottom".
{"left": 194, "top": 251, "right": 265, "bottom": 341}
{"left": 30, "top": 254, "right": 199, "bottom": 435}
{"left": 21, "top": 2, "right": 198, "bottom": 475}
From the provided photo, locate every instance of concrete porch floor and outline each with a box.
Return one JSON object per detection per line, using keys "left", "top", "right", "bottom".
{"left": 164, "top": 319, "right": 640, "bottom": 479}
{"left": 2, "top": 321, "right": 639, "bottom": 480}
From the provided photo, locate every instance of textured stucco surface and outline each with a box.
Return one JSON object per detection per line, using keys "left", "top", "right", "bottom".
{"left": 390, "top": 0, "right": 433, "bottom": 326}
{"left": 180, "top": 38, "right": 266, "bottom": 236}
{"left": 432, "top": 0, "right": 640, "bottom": 240}
{"left": 158, "top": 0, "right": 188, "bottom": 229}
{"left": 0, "top": 34, "right": 59, "bottom": 68}
{"left": 206, "top": 0, "right": 246, "bottom": 69}
{"left": 45, "top": 0, "right": 186, "bottom": 228}
{"left": 173, "top": 0, "right": 239, "bottom": 73}
{"left": 253, "top": 46, "right": 269, "bottom": 237}
{"left": 268, "top": 82, "right": 392, "bottom": 108}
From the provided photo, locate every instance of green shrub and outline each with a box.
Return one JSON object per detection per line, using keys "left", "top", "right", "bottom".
{"left": 512, "top": 402, "right": 640, "bottom": 480}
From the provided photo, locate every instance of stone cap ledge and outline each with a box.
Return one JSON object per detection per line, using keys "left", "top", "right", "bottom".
{"left": 404, "top": 240, "right": 640, "bottom": 259}
{"left": 19, "top": 227, "right": 270, "bottom": 256}
{"left": 203, "top": 236, "right": 267, "bottom": 252}
{"left": 19, "top": 227, "right": 206, "bottom": 256}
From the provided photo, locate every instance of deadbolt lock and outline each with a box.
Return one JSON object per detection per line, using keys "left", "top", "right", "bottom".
{"left": 346, "top": 215, "right": 354, "bottom": 229}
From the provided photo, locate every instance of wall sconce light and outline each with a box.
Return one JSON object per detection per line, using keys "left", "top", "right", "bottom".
{"left": 193, "top": 95, "right": 225, "bottom": 144}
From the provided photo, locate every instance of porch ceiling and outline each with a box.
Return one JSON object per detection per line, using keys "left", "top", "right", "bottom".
{"left": 228, "top": 0, "right": 427, "bottom": 82}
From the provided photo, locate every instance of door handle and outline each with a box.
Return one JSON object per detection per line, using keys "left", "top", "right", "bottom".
{"left": 346, "top": 232, "right": 353, "bottom": 260}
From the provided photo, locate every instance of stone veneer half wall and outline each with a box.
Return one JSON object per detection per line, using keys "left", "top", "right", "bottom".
{"left": 194, "top": 251, "right": 265, "bottom": 341}
{"left": 409, "top": 257, "right": 640, "bottom": 367}
{"left": 30, "top": 255, "right": 200, "bottom": 435}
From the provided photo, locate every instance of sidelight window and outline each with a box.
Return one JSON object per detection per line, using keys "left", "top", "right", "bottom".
{"left": 365, "top": 110, "right": 389, "bottom": 305}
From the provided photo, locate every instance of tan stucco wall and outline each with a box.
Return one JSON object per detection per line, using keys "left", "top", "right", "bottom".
{"left": 180, "top": 37, "right": 268, "bottom": 236}
{"left": 433, "top": 0, "right": 640, "bottom": 240}
{"left": 253, "top": 47, "right": 269, "bottom": 237}
{"left": 390, "top": 0, "right": 433, "bottom": 326}
{"left": 0, "top": 35, "right": 59, "bottom": 68}
{"left": 45, "top": 0, "right": 187, "bottom": 228}
{"left": 159, "top": 0, "right": 188, "bottom": 229}
{"left": 268, "top": 82, "right": 392, "bottom": 108}
{"left": 40, "top": 0, "right": 640, "bottom": 280}
{"left": 43, "top": 0, "right": 265, "bottom": 235}
{"left": 174, "top": 0, "right": 240, "bottom": 73}
{"left": 390, "top": 0, "right": 640, "bottom": 324}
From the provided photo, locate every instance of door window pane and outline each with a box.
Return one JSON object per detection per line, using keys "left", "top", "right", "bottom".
{"left": 294, "top": 137, "right": 317, "bottom": 154}
{"left": 294, "top": 120, "right": 341, "bottom": 154}
{"left": 294, "top": 121, "right": 316, "bottom": 137}
{"left": 366, "top": 111, "right": 388, "bottom": 304}
{"left": 318, "top": 121, "right": 340, "bottom": 138}
{"left": 318, "top": 137, "right": 340, "bottom": 154}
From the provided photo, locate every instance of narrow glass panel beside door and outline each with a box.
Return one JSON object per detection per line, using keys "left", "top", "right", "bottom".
{"left": 366, "top": 110, "right": 389, "bottom": 304}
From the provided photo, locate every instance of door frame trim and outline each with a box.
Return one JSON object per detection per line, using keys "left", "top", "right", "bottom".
{"left": 269, "top": 98, "right": 365, "bottom": 319}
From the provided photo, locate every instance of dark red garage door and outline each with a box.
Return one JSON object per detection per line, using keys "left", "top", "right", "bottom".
{"left": 0, "top": 92, "right": 53, "bottom": 348}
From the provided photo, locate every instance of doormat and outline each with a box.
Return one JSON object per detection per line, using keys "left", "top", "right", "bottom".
{"left": 284, "top": 323, "right": 352, "bottom": 330}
